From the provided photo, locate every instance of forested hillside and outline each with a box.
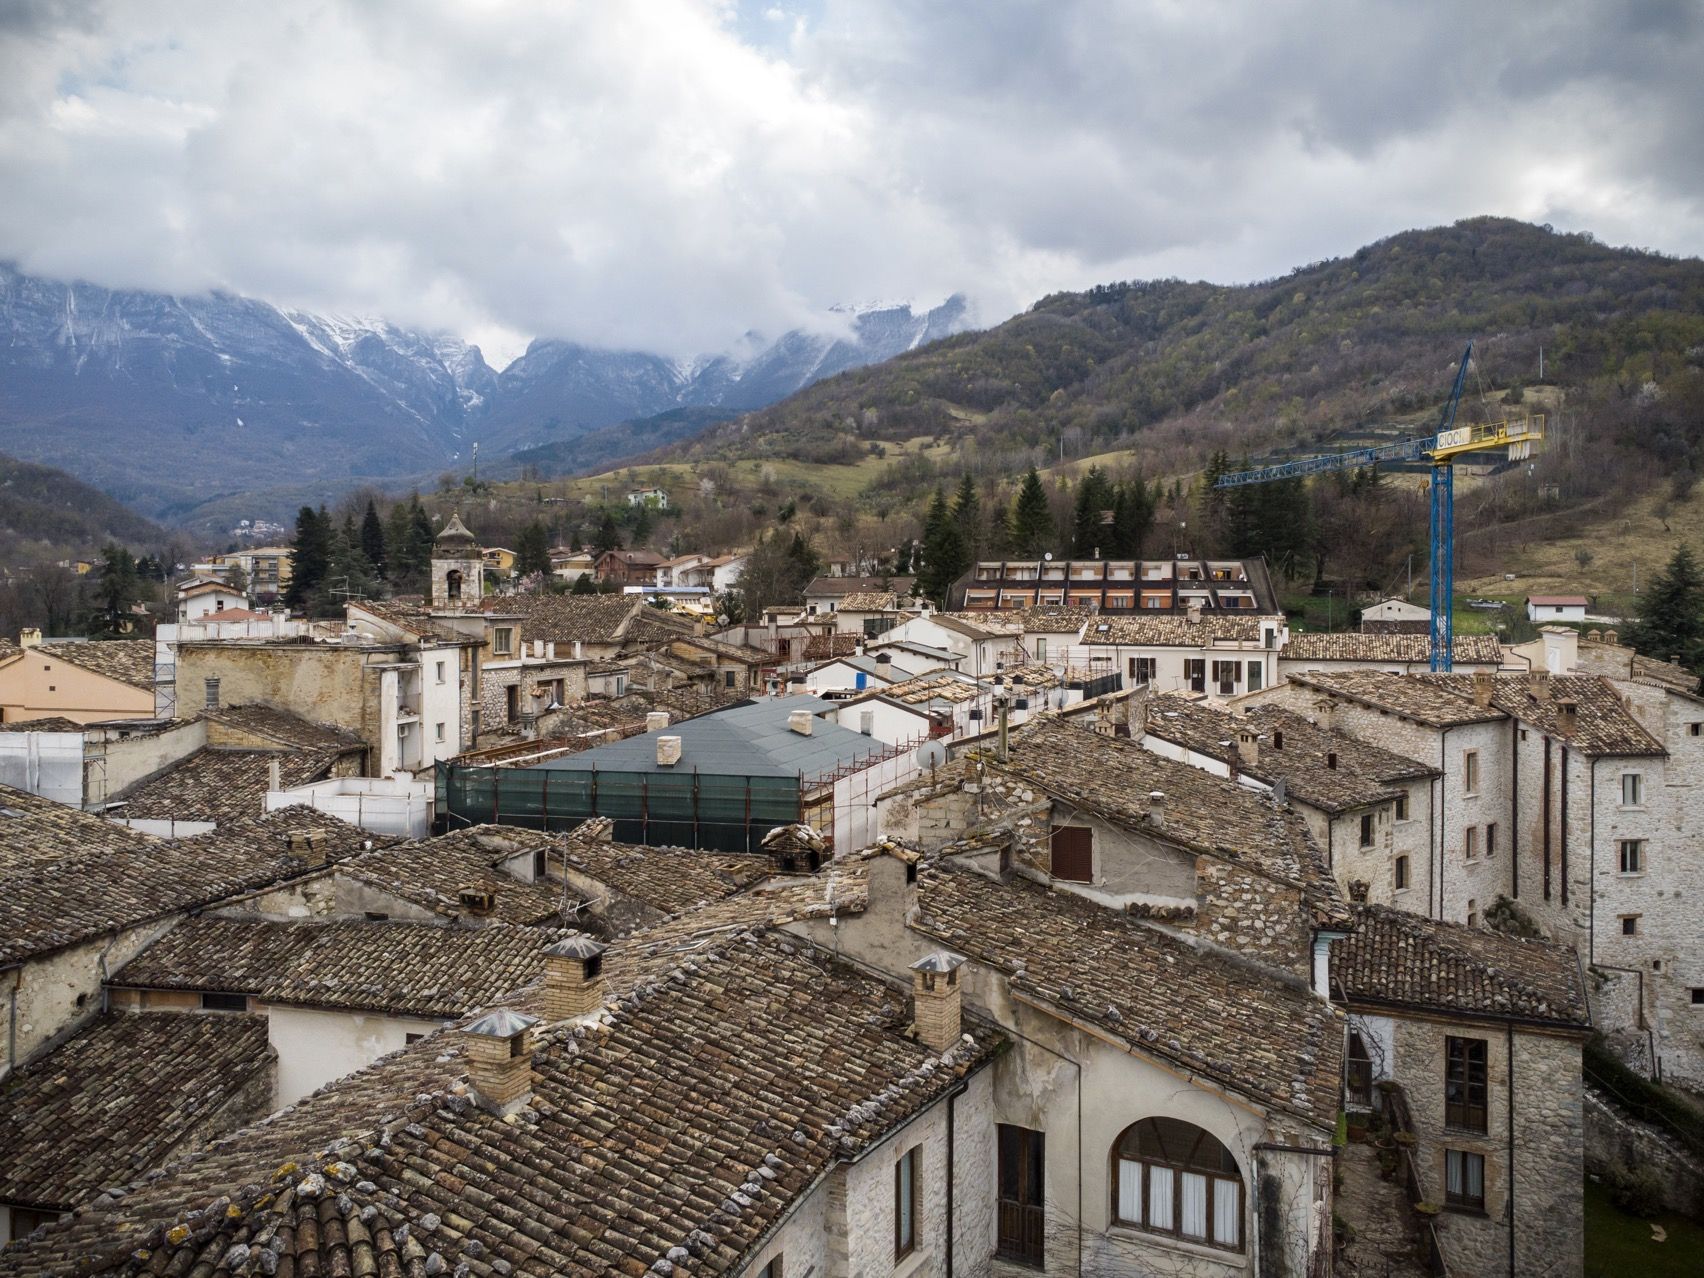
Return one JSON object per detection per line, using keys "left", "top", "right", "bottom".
{"left": 0, "top": 452, "right": 165, "bottom": 562}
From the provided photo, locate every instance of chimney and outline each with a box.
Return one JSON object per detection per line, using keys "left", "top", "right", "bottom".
{"left": 646, "top": 710, "right": 671, "bottom": 733}
{"left": 18, "top": 627, "right": 41, "bottom": 649}
{"left": 859, "top": 710, "right": 875, "bottom": 736}
{"left": 1312, "top": 696, "right": 1335, "bottom": 735}
{"left": 1603, "top": 629, "right": 1619, "bottom": 646}
{"left": 1186, "top": 602, "right": 1203, "bottom": 624}
{"left": 1472, "top": 671, "right": 1494, "bottom": 708}
{"left": 1235, "top": 728, "right": 1259, "bottom": 769}
{"left": 875, "top": 652, "right": 893, "bottom": 668}
{"left": 287, "top": 829, "right": 329, "bottom": 868}
{"left": 543, "top": 933, "right": 609, "bottom": 1019}
{"left": 573, "top": 640, "right": 585, "bottom": 660}
{"left": 1555, "top": 698, "right": 1579, "bottom": 736}
{"left": 910, "top": 951, "right": 966, "bottom": 1053}
{"left": 1147, "top": 790, "right": 1166, "bottom": 830}
{"left": 1529, "top": 669, "right": 1552, "bottom": 703}
{"left": 460, "top": 1010, "right": 538, "bottom": 1115}
{"left": 788, "top": 709, "right": 814, "bottom": 736}
{"left": 268, "top": 757, "right": 282, "bottom": 792}
{"left": 656, "top": 735, "right": 682, "bottom": 766}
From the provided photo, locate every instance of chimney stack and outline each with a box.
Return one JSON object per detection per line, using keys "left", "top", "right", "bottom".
{"left": 268, "top": 757, "right": 282, "bottom": 792}
{"left": 18, "top": 627, "right": 41, "bottom": 650}
{"left": 287, "top": 829, "right": 328, "bottom": 868}
{"left": 646, "top": 710, "right": 671, "bottom": 733}
{"left": 859, "top": 710, "right": 875, "bottom": 737}
{"left": 543, "top": 934, "right": 609, "bottom": 1020}
{"left": 461, "top": 1010, "right": 538, "bottom": 1115}
{"left": 1235, "top": 727, "right": 1259, "bottom": 769}
{"left": 656, "top": 735, "right": 682, "bottom": 767}
{"left": 1147, "top": 790, "right": 1166, "bottom": 830}
{"left": 1555, "top": 699, "right": 1579, "bottom": 736}
{"left": 1529, "top": 669, "right": 1552, "bottom": 703}
{"left": 788, "top": 709, "right": 814, "bottom": 736}
{"left": 1472, "top": 671, "right": 1495, "bottom": 708}
{"left": 910, "top": 952, "right": 966, "bottom": 1053}
{"left": 1186, "top": 602, "right": 1203, "bottom": 624}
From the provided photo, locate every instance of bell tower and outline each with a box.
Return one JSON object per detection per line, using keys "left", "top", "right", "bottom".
{"left": 431, "top": 511, "right": 483, "bottom": 610}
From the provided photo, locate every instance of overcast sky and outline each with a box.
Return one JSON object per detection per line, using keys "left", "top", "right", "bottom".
{"left": 2, "top": 0, "right": 1700, "bottom": 367}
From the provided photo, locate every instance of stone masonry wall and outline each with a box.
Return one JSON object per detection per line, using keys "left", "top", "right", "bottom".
{"left": 1584, "top": 1087, "right": 1704, "bottom": 1219}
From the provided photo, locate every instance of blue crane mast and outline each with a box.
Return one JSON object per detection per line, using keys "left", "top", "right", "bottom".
{"left": 1215, "top": 343, "right": 1541, "bottom": 672}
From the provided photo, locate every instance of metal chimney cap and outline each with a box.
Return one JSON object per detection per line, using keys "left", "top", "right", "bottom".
{"left": 543, "top": 933, "right": 609, "bottom": 961}
{"left": 462, "top": 1009, "right": 539, "bottom": 1039}
{"left": 911, "top": 951, "right": 966, "bottom": 974}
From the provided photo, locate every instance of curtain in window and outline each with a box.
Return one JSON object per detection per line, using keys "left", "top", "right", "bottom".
{"left": 1213, "top": 1180, "right": 1240, "bottom": 1246}
{"left": 1147, "top": 1165, "right": 1174, "bottom": 1231}
{"left": 1466, "top": 1154, "right": 1483, "bottom": 1202}
{"left": 1180, "top": 1173, "right": 1208, "bottom": 1240}
{"left": 1117, "top": 1159, "right": 1142, "bottom": 1223}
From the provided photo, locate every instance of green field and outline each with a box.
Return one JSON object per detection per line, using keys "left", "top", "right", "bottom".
{"left": 1584, "top": 1177, "right": 1704, "bottom": 1278}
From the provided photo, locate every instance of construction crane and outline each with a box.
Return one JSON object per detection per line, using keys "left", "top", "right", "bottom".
{"left": 1215, "top": 343, "right": 1544, "bottom": 671}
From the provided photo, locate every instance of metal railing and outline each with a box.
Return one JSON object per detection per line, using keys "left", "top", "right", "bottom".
{"left": 1378, "top": 1082, "right": 1451, "bottom": 1276}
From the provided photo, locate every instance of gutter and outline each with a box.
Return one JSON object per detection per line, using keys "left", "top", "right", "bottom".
{"left": 1506, "top": 1024, "right": 1516, "bottom": 1277}
{"left": 1437, "top": 727, "right": 1450, "bottom": 920}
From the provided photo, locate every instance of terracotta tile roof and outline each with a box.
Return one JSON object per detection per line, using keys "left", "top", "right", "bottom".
{"left": 836, "top": 591, "right": 902, "bottom": 611}
{"left": 33, "top": 639, "right": 157, "bottom": 690}
{"left": 1141, "top": 696, "right": 1436, "bottom": 814}
{"left": 560, "top": 827, "right": 771, "bottom": 917}
{"left": 918, "top": 860, "right": 1342, "bottom": 1125}
{"left": 982, "top": 606, "right": 1094, "bottom": 634}
{"left": 1289, "top": 670, "right": 1507, "bottom": 727}
{"left": 116, "top": 748, "right": 337, "bottom": 824}
{"left": 669, "top": 634, "right": 775, "bottom": 665}
{"left": 880, "top": 670, "right": 983, "bottom": 705}
{"left": 1424, "top": 672, "right": 1665, "bottom": 757}
{"left": 1281, "top": 632, "right": 1502, "bottom": 664}
{"left": 997, "top": 716, "right": 1339, "bottom": 907}
{"left": 111, "top": 916, "right": 564, "bottom": 1018}
{"left": 801, "top": 634, "right": 859, "bottom": 661}
{"left": 0, "top": 799, "right": 396, "bottom": 966}
{"left": 0, "top": 716, "right": 85, "bottom": 733}
{"left": 1332, "top": 904, "right": 1590, "bottom": 1027}
{"left": 0, "top": 1013, "right": 273, "bottom": 1214}
{"left": 479, "top": 593, "right": 642, "bottom": 644}
{"left": 340, "top": 826, "right": 576, "bottom": 926}
{"left": 934, "top": 612, "right": 1025, "bottom": 638}
{"left": 1572, "top": 637, "right": 1700, "bottom": 693}
{"left": 1082, "top": 615, "right": 1267, "bottom": 646}
{"left": 805, "top": 575, "right": 916, "bottom": 597}
{"left": 4, "top": 928, "right": 992, "bottom": 1278}
{"left": 205, "top": 704, "right": 366, "bottom": 752}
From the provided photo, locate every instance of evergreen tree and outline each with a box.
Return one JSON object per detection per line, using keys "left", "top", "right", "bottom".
{"left": 1007, "top": 467, "right": 1054, "bottom": 556}
{"left": 408, "top": 497, "right": 435, "bottom": 577}
{"left": 360, "top": 500, "right": 388, "bottom": 579}
{"left": 734, "top": 529, "right": 820, "bottom": 618}
{"left": 894, "top": 539, "right": 914, "bottom": 575}
{"left": 569, "top": 572, "right": 596, "bottom": 595}
{"left": 951, "top": 473, "right": 983, "bottom": 560}
{"left": 326, "top": 513, "right": 379, "bottom": 602}
{"left": 515, "top": 520, "right": 552, "bottom": 579}
{"left": 592, "top": 512, "right": 623, "bottom": 553}
{"left": 1224, "top": 457, "right": 1258, "bottom": 556}
{"left": 1626, "top": 545, "right": 1704, "bottom": 674}
{"left": 92, "top": 543, "right": 139, "bottom": 635}
{"left": 919, "top": 486, "right": 969, "bottom": 603}
{"left": 1194, "top": 452, "right": 1231, "bottom": 554}
{"left": 284, "top": 505, "right": 333, "bottom": 612}
{"left": 1110, "top": 479, "right": 1154, "bottom": 558}
{"left": 1071, "top": 466, "right": 1115, "bottom": 556}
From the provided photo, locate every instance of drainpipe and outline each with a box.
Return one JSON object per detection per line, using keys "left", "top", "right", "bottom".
{"left": 1510, "top": 717, "right": 1520, "bottom": 899}
{"left": 1506, "top": 1024, "right": 1516, "bottom": 1277}
{"left": 1588, "top": 759, "right": 1598, "bottom": 962}
{"left": 946, "top": 1083, "right": 961, "bottom": 1276}
{"left": 1560, "top": 745, "right": 1570, "bottom": 908}
{"left": 3, "top": 964, "right": 18, "bottom": 1079}
{"left": 1437, "top": 727, "right": 1450, "bottom": 921}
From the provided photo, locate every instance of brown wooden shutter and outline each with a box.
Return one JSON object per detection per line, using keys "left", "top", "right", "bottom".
{"left": 1050, "top": 825, "right": 1093, "bottom": 882}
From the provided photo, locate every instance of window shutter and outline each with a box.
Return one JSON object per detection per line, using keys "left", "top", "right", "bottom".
{"left": 1049, "top": 826, "right": 1093, "bottom": 882}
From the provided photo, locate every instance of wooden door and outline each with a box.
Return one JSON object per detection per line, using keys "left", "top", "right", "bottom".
{"left": 997, "top": 1124, "right": 1046, "bottom": 1267}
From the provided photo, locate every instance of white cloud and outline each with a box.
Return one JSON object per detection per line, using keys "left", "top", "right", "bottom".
{"left": 0, "top": 0, "right": 1699, "bottom": 363}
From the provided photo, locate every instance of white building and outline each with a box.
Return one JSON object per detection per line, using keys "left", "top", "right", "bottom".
{"left": 1526, "top": 594, "right": 1589, "bottom": 623}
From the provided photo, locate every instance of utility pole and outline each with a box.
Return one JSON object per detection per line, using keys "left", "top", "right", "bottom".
{"left": 472, "top": 441, "right": 479, "bottom": 486}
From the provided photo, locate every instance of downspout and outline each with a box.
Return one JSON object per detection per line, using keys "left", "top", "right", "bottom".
{"left": 947, "top": 1083, "right": 959, "bottom": 1277}
{"left": 1437, "top": 727, "right": 1450, "bottom": 921}
{"left": 1428, "top": 773, "right": 1438, "bottom": 919}
{"left": 3, "top": 964, "right": 18, "bottom": 1079}
{"left": 1588, "top": 758, "right": 1598, "bottom": 961}
{"left": 1542, "top": 736, "right": 1553, "bottom": 900}
{"left": 1510, "top": 717, "right": 1520, "bottom": 899}
{"left": 1506, "top": 1023, "right": 1516, "bottom": 1278}
{"left": 1560, "top": 745, "right": 1570, "bottom": 908}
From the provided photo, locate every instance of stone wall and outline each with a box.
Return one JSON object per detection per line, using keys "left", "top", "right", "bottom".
{"left": 1584, "top": 1087, "right": 1704, "bottom": 1219}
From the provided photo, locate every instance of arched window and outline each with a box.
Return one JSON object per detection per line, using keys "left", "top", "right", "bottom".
{"left": 445, "top": 569, "right": 463, "bottom": 601}
{"left": 1111, "top": 1118, "right": 1242, "bottom": 1251}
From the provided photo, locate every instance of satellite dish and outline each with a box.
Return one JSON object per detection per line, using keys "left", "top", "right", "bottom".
{"left": 916, "top": 740, "right": 948, "bottom": 770}
{"left": 1043, "top": 552, "right": 1053, "bottom": 562}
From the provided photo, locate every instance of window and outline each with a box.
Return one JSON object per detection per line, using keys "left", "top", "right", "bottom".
{"left": 1111, "top": 1118, "right": 1242, "bottom": 1251}
{"left": 1359, "top": 813, "right": 1376, "bottom": 849}
{"left": 435, "top": 660, "right": 447, "bottom": 684}
{"left": 723, "top": 670, "right": 737, "bottom": 689}
{"left": 1210, "top": 660, "right": 1239, "bottom": 695}
{"left": 1185, "top": 659, "right": 1206, "bottom": 693}
{"left": 1445, "top": 1037, "right": 1488, "bottom": 1132}
{"left": 1466, "top": 899, "right": 1478, "bottom": 928}
{"left": 1395, "top": 855, "right": 1411, "bottom": 891}
{"left": 1035, "top": 638, "right": 1048, "bottom": 662}
{"left": 1129, "top": 657, "right": 1157, "bottom": 684}
{"left": 1690, "top": 723, "right": 1702, "bottom": 737}
{"left": 1464, "top": 826, "right": 1479, "bottom": 860}
{"left": 445, "top": 569, "right": 464, "bottom": 601}
{"left": 532, "top": 848, "right": 548, "bottom": 879}
{"left": 895, "top": 1146, "right": 921, "bottom": 1259}
{"left": 997, "top": 1125, "right": 1046, "bottom": 1266}
{"left": 1691, "top": 988, "right": 1704, "bottom": 1005}
{"left": 1050, "top": 825, "right": 1093, "bottom": 883}
{"left": 434, "top": 722, "right": 445, "bottom": 742}
{"left": 204, "top": 677, "right": 221, "bottom": 711}
{"left": 1621, "top": 772, "right": 1644, "bottom": 806}
{"left": 1485, "top": 822, "right": 1497, "bottom": 858}
{"left": 1395, "top": 793, "right": 1410, "bottom": 822}
{"left": 1463, "top": 750, "right": 1480, "bottom": 795}
{"left": 1620, "top": 915, "right": 1640, "bottom": 936}
{"left": 11, "top": 1207, "right": 61, "bottom": 1238}
{"left": 1618, "top": 839, "right": 1646, "bottom": 874}
{"left": 756, "top": 1259, "right": 782, "bottom": 1278}
{"left": 1445, "top": 1149, "right": 1485, "bottom": 1211}
{"left": 493, "top": 626, "right": 514, "bottom": 655}
{"left": 1246, "top": 661, "right": 1263, "bottom": 692}
{"left": 201, "top": 991, "right": 248, "bottom": 1012}
{"left": 1346, "top": 1032, "right": 1373, "bottom": 1107}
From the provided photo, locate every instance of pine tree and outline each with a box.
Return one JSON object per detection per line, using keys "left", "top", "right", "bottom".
{"left": 284, "top": 505, "right": 333, "bottom": 613}
{"left": 951, "top": 473, "right": 983, "bottom": 560}
{"left": 1627, "top": 546, "right": 1704, "bottom": 674}
{"left": 919, "top": 486, "right": 968, "bottom": 603}
{"left": 1110, "top": 479, "right": 1153, "bottom": 558}
{"left": 360, "top": 500, "right": 388, "bottom": 579}
{"left": 515, "top": 520, "right": 552, "bottom": 579}
{"left": 326, "top": 513, "right": 378, "bottom": 602}
{"left": 92, "top": 543, "right": 139, "bottom": 635}
{"left": 1071, "top": 466, "right": 1115, "bottom": 557}
{"left": 1007, "top": 468, "right": 1054, "bottom": 556}
{"left": 592, "top": 512, "right": 623, "bottom": 553}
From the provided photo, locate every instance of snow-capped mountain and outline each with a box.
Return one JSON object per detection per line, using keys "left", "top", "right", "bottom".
{"left": 0, "top": 262, "right": 972, "bottom": 519}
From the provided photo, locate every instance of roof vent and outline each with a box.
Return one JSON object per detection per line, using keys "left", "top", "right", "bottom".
{"left": 656, "top": 735, "right": 682, "bottom": 766}
{"left": 458, "top": 886, "right": 496, "bottom": 915}
{"left": 1236, "top": 727, "right": 1259, "bottom": 769}
{"left": 875, "top": 652, "right": 893, "bottom": 665}
{"left": 645, "top": 710, "right": 670, "bottom": 733}
{"left": 1147, "top": 791, "right": 1166, "bottom": 830}
{"left": 461, "top": 1010, "right": 538, "bottom": 1115}
{"left": 788, "top": 709, "right": 814, "bottom": 736}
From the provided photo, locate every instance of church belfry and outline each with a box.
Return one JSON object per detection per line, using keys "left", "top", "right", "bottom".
{"left": 432, "top": 512, "right": 483, "bottom": 610}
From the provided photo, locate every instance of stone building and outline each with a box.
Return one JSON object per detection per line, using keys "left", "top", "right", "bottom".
{"left": 1333, "top": 904, "right": 1591, "bottom": 1277}
{"left": 1082, "top": 613, "right": 1286, "bottom": 697}
{"left": 1276, "top": 631, "right": 1503, "bottom": 679}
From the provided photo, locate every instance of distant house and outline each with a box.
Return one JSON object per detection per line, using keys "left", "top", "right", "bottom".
{"left": 548, "top": 548, "right": 596, "bottom": 582}
{"left": 625, "top": 487, "right": 669, "bottom": 509}
{"left": 1359, "top": 596, "right": 1431, "bottom": 635}
{"left": 0, "top": 635, "right": 157, "bottom": 724}
{"left": 482, "top": 546, "right": 517, "bottom": 576}
{"left": 1526, "top": 594, "right": 1589, "bottom": 623}
{"left": 594, "top": 549, "right": 666, "bottom": 586}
